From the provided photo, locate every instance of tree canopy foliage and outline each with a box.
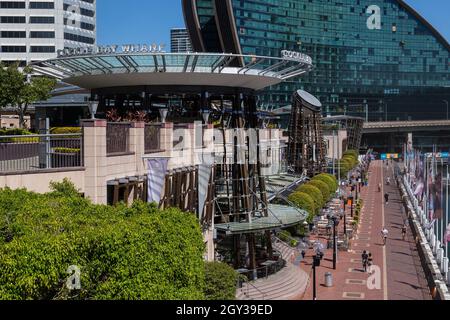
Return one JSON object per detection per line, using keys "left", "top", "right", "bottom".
{"left": 0, "top": 180, "right": 206, "bottom": 300}
{"left": 0, "top": 63, "right": 56, "bottom": 128}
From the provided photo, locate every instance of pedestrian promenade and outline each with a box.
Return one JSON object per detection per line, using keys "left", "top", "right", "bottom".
{"left": 300, "top": 160, "right": 431, "bottom": 300}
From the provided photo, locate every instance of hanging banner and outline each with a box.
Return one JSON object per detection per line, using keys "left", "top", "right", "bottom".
{"left": 147, "top": 158, "right": 169, "bottom": 205}
{"left": 198, "top": 153, "right": 214, "bottom": 220}
{"left": 445, "top": 224, "right": 450, "bottom": 244}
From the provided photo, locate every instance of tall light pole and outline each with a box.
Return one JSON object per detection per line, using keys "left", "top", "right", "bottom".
{"left": 364, "top": 99, "right": 368, "bottom": 123}
{"left": 332, "top": 216, "right": 338, "bottom": 270}
{"left": 443, "top": 100, "right": 449, "bottom": 120}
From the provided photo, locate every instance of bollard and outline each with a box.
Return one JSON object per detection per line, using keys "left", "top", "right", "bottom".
{"left": 325, "top": 272, "right": 333, "bottom": 287}
{"left": 436, "top": 247, "right": 442, "bottom": 264}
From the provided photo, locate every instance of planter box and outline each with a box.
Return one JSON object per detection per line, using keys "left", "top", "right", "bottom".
{"left": 51, "top": 152, "right": 81, "bottom": 168}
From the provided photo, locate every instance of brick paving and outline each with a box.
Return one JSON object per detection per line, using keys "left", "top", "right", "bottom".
{"left": 300, "top": 160, "right": 431, "bottom": 300}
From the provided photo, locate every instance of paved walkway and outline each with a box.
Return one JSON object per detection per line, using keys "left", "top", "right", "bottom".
{"left": 300, "top": 160, "right": 431, "bottom": 300}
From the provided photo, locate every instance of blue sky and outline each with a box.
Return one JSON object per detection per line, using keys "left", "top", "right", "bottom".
{"left": 97, "top": 0, "right": 450, "bottom": 45}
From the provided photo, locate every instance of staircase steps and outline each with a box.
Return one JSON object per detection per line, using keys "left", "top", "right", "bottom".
{"left": 236, "top": 239, "right": 309, "bottom": 300}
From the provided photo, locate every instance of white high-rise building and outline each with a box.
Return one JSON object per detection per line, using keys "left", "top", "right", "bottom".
{"left": 170, "top": 28, "right": 192, "bottom": 53}
{"left": 0, "top": 0, "right": 96, "bottom": 66}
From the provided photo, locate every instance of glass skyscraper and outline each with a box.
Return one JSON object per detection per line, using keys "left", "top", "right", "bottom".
{"left": 182, "top": 0, "right": 450, "bottom": 121}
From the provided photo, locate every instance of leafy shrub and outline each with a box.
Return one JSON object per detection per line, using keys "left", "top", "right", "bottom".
{"left": 204, "top": 262, "right": 237, "bottom": 300}
{"left": 0, "top": 186, "right": 205, "bottom": 300}
{"left": 312, "top": 174, "right": 338, "bottom": 193}
{"left": 308, "top": 180, "right": 331, "bottom": 203}
{"left": 296, "top": 184, "right": 324, "bottom": 212}
{"left": 288, "top": 192, "right": 315, "bottom": 216}
{"left": 49, "top": 178, "right": 80, "bottom": 197}
{"left": 0, "top": 129, "right": 38, "bottom": 143}
{"left": 278, "top": 230, "right": 291, "bottom": 242}
{"left": 52, "top": 147, "right": 81, "bottom": 154}
{"left": 50, "top": 127, "right": 82, "bottom": 134}
{"left": 0, "top": 128, "right": 28, "bottom": 135}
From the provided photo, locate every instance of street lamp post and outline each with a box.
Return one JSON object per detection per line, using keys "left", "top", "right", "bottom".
{"left": 312, "top": 254, "right": 321, "bottom": 300}
{"left": 88, "top": 100, "right": 99, "bottom": 120}
{"left": 332, "top": 216, "right": 338, "bottom": 270}
{"left": 343, "top": 200, "right": 347, "bottom": 236}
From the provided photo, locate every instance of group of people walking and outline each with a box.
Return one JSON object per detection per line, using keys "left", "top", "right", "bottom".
{"left": 361, "top": 250, "right": 373, "bottom": 273}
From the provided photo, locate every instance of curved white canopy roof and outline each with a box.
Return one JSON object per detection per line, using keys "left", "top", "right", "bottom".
{"left": 32, "top": 52, "right": 313, "bottom": 91}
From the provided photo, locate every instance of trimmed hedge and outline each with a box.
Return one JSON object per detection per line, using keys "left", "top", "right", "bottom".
{"left": 204, "top": 262, "right": 237, "bottom": 300}
{"left": 0, "top": 128, "right": 33, "bottom": 136}
{"left": 308, "top": 180, "right": 331, "bottom": 203}
{"left": 50, "top": 127, "right": 82, "bottom": 134}
{"left": 296, "top": 184, "right": 324, "bottom": 211}
{"left": 0, "top": 180, "right": 206, "bottom": 300}
{"left": 312, "top": 174, "right": 338, "bottom": 193}
{"left": 288, "top": 192, "right": 315, "bottom": 223}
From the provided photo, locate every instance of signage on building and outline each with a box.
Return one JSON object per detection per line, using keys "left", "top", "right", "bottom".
{"left": 57, "top": 43, "right": 166, "bottom": 58}
{"left": 381, "top": 153, "right": 399, "bottom": 160}
{"left": 425, "top": 152, "right": 449, "bottom": 159}
{"left": 280, "top": 50, "right": 312, "bottom": 65}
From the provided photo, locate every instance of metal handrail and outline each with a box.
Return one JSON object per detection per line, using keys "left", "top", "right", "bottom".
{"left": 242, "top": 279, "right": 267, "bottom": 300}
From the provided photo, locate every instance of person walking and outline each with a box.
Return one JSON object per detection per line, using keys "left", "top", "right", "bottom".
{"left": 381, "top": 227, "right": 389, "bottom": 245}
{"left": 384, "top": 193, "right": 389, "bottom": 205}
{"left": 362, "top": 250, "right": 369, "bottom": 272}
{"left": 367, "top": 252, "right": 373, "bottom": 274}
{"left": 402, "top": 223, "right": 408, "bottom": 241}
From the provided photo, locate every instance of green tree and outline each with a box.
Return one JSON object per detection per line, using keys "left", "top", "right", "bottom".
{"left": 204, "top": 262, "right": 238, "bottom": 300}
{"left": 0, "top": 63, "right": 56, "bottom": 128}
{"left": 288, "top": 191, "right": 316, "bottom": 220}
{"left": 0, "top": 185, "right": 205, "bottom": 300}
{"left": 296, "top": 184, "right": 324, "bottom": 212}
{"left": 312, "top": 174, "right": 338, "bottom": 192}
{"left": 308, "top": 180, "right": 331, "bottom": 203}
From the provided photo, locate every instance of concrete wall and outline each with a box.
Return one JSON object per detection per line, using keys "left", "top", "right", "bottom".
{"left": 323, "top": 129, "right": 348, "bottom": 159}
{"left": 0, "top": 168, "right": 85, "bottom": 193}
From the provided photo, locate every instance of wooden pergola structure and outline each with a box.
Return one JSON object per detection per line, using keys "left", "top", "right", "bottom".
{"left": 287, "top": 90, "right": 326, "bottom": 177}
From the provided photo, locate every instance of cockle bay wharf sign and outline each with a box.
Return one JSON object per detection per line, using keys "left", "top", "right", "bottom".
{"left": 57, "top": 43, "right": 166, "bottom": 58}
{"left": 57, "top": 44, "right": 313, "bottom": 67}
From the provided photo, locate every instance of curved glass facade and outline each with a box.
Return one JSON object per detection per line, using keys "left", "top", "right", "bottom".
{"left": 185, "top": 0, "right": 450, "bottom": 121}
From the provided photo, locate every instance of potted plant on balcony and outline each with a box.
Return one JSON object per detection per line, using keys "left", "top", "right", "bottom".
{"left": 51, "top": 147, "right": 81, "bottom": 168}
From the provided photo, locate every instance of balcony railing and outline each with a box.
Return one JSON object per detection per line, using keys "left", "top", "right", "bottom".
{"left": 144, "top": 123, "right": 161, "bottom": 153}
{"left": 0, "top": 133, "right": 83, "bottom": 173}
{"left": 107, "top": 122, "right": 131, "bottom": 156}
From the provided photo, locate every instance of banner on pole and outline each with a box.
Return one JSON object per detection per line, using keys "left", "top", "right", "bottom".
{"left": 147, "top": 158, "right": 169, "bottom": 205}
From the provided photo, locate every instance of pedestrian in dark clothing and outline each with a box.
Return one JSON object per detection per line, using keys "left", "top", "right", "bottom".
{"left": 384, "top": 193, "right": 389, "bottom": 205}
{"left": 367, "top": 253, "right": 373, "bottom": 273}
{"left": 362, "top": 250, "right": 369, "bottom": 272}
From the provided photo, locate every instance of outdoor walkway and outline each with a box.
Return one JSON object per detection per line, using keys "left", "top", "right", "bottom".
{"left": 300, "top": 160, "right": 431, "bottom": 300}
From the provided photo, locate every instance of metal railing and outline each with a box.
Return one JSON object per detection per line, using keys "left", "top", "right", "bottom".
{"left": 144, "top": 123, "right": 161, "bottom": 153}
{"left": 107, "top": 122, "right": 131, "bottom": 155}
{"left": 236, "top": 254, "right": 285, "bottom": 283}
{"left": 239, "top": 278, "right": 267, "bottom": 300}
{"left": 0, "top": 133, "right": 83, "bottom": 173}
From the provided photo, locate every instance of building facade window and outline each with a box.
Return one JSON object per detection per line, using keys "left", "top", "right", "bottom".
{"left": 1, "top": 31, "right": 26, "bottom": 38}
{"left": 29, "top": 1, "right": 55, "bottom": 9}
{"left": 1, "top": 46, "right": 26, "bottom": 53}
{"left": 0, "top": 16, "right": 26, "bottom": 23}
{"left": 30, "top": 45, "right": 55, "bottom": 53}
{"left": 30, "top": 31, "right": 55, "bottom": 38}
{"left": 0, "top": 1, "right": 25, "bottom": 8}
{"left": 29, "top": 16, "right": 55, "bottom": 24}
